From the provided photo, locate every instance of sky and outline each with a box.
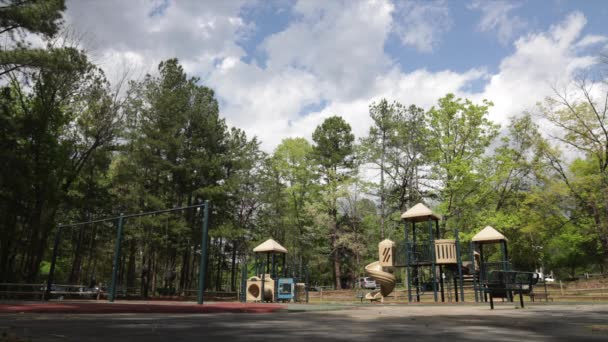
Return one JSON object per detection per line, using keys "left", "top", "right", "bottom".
{"left": 63, "top": 0, "right": 608, "bottom": 152}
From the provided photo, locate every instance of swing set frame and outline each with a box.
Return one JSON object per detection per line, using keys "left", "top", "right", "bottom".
{"left": 45, "top": 200, "right": 211, "bottom": 304}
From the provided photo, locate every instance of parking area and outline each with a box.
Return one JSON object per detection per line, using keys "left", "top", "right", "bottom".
{"left": 1, "top": 303, "right": 607, "bottom": 341}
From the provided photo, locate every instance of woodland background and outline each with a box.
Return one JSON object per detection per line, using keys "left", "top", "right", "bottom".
{"left": 1, "top": 1, "right": 607, "bottom": 292}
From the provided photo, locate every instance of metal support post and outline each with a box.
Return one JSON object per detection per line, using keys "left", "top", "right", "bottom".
{"left": 109, "top": 214, "right": 124, "bottom": 302}
{"left": 501, "top": 241, "right": 512, "bottom": 302}
{"left": 470, "top": 242, "right": 479, "bottom": 302}
{"left": 429, "top": 218, "right": 437, "bottom": 302}
{"left": 405, "top": 221, "right": 412, "bottom": 303}
{"left": 44, "top": 225, "right": 62, "bottom": 301}
{"left": 271, "top": 252, "right": 276, "bottom": 279}
{"left": 261, "top": 254, "right": 267, "bottom": 302}
{"left": 480, "top": 244, "right": 486, "bottom": 302}
{"left": 455, "top": 228, "right": 465, "bottom": 302}
{"left": 271, "top": 252, "right": 276, "bottom": 301}
{"left": 437, "top": 221, "right": 445, "bottom": 302}
{"left": 197, "top": 200, "right": 210, "bottom": 304}
{"left": 439, "top": 265, "right": 445, "bottom": 302}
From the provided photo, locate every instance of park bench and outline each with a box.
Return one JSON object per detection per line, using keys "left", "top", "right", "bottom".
{"left": 484, "top": 271, "right": 539, "bottom": 309}
{"left": 0, "top": 283, "right": 44, "bottom": 300}
{"left": 0, "top": 283, "right": 102, "bottom": 300}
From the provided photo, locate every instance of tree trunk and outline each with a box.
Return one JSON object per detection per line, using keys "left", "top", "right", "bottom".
{"left": 332, "top": 226, "right": 342, "bottom": 290}
{"left": 83, "top": 224, "right": 97, "bottom": 286}
{"left": 141, "top": 254, "right": 150, "bottom": 298}
{"left": 24, "top": 197, "right": 44, "bottom": 282}
{"left": 230, "top": 240, "right": 237, "bottom": 291}
{"left": 126, "top": 240, "right": 136, "bottom": 292}
{"left": 592, "top": 205, "right": 608, "bottom": 275}
{"left": 179, "top": 249, "right": 190, "bottom": 295}
{"left": 215, "top": 237, "right": 223, "bottom": 291}
{"left": 0, "top": 208, "right": 17, "bottom": 282}
{"left": 151, "top": 252, "right": 157, "bottom": 295}
{"left": 69, "top": 225, "right": 85, "bottom": 284}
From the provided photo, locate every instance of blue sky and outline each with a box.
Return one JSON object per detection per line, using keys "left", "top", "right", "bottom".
{"left": 236, "top": 0, "right": 607, "bottom": 83}
{"left": 65, "top": 0, "right": 608, "bottom": 150}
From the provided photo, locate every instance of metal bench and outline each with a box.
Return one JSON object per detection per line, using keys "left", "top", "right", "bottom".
{"left": 0, "top": 283, "right": 45, "bottom": 300}
{"left": 484, "top": 271, "right": 539, "bottom": 309}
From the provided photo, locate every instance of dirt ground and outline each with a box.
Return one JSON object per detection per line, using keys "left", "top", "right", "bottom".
{"left": 1, "top": 303, "right": 607, "bottom": 341}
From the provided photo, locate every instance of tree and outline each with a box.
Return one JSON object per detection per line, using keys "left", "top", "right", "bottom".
{"left": 112, "top": 59, "right": 230, "bottom": 293}
{"left": 426, "top": 94, "right": 499, "bottom": 229}
{"left": 312, "top": 115, "right": 355, "bottom": 289}
{"left": 222, "top": 127, "right": 265, "bottom": 291}
{"left": 539, "top": 78, "right": 608, "bottom": 273}
{"left": 359, "top": 99, "right": 396, "bottom": 239}
{"left": 0, "top": 0, "right": 69, "bottom": 77}
{"left": 271, "top": 137, "right": 318, "bottom": 275}
{"left": 360, "top": 101, "right": 428, "bottom": 237}
{"left": 472, "top": 114, "right": 550, "bottom": 269}
{"left": 0, "top": 53, "right": 123, "bottom": 281}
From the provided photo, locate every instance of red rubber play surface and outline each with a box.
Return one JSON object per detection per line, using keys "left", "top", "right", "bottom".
{"left": 0, "top": 302, "right": 285, "bottom": 314}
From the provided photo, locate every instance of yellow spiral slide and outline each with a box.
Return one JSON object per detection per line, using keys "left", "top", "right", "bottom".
{"left": 364, "top": 261, "right": 396, "bottom": 301}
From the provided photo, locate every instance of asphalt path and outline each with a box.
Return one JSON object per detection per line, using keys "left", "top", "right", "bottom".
{"left": 1, "top": 303, "right": 607, "bottom": 341}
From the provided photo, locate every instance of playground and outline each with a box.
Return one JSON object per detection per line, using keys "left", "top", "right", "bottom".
{"left": 2, "top": 202, "right": 608, "bottom": 341}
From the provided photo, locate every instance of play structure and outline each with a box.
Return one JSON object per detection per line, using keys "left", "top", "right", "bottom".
{"left": 470, "top": 226, "right": 539, "bottom": 308}
{"left": 243, "top": 239, "right": 308, "bottom": 303}
{"left": 363, "top": 240, "right": 396, "bottom": 302}
{"left": 364, "top": 203, "right": 539, "bottom": 306}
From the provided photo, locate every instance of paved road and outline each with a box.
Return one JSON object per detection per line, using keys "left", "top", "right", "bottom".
{"left": 1, "top": 304, "right": 607, "bottom": 341}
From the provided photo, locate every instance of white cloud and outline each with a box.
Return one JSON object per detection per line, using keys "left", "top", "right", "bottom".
{"left": 574, "top": 34, "right": 608, "bottom": 49}
{"left": 479, "top": 12, "right": 597, "bottom": 126}
{"left": 209, "top": 60, "right": 324, "bottom": 149}
{"left": 392, "top": 0, "right": 452, "bottom": 53}
{"left": 262, "top": 0, "right": 394, "bottom": 101}
{"left": 469, "top": 0, "right": 527, "bottom": 45}
{"left": 62, "top": 1, "right": 605, "bottom": 154}
{"left": 64, "top": 0, "right": 250, "bottom": 83}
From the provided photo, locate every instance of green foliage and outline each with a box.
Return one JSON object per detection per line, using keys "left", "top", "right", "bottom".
{"left": 1, "top": 0, "right": 606, "bottom": 288}
{"left": 426, "top": 94, "right": 499, "bottom": 228}
{"left": 0, "top": 0, "right": 65, "bottom": 39}
{"left": 312, "top": 115, "right": 355, "bottom": 172}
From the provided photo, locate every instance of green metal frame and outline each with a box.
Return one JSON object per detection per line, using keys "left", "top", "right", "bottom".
{"left": 428, "top": 218, "right": 437, "bottom": 302}
{"left": 197, "top": 200, "right": 210, "bottom": 304}
{"left": 401, "top": 218, "right": 471, "bottom": 303}
{"left": 469, "top": 242, "right": 479, "bottom": 302}
{"left": 45, "top": 201, "right": 210, "bottom": 304}
{"left": 405, "top": 221, "right": 412, "bottom": 302}
{"left": 474, "top": 238, "right": 511, "bottom": 303}
{"left": 109, "top": 214, "right": 124, "bottom": 302}
{"left": 454, "top": 228, "right": 465, "bottom": 302}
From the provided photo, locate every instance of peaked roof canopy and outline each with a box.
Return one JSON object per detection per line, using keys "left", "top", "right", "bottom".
{"left": 253, "top": 238, "right": 288, "bottom": 254}
{"left": 400, "top": 203, "right": 441, "bottom": 222}
{"left": 472, "top": 226, "right": 508, "bottom": 243}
